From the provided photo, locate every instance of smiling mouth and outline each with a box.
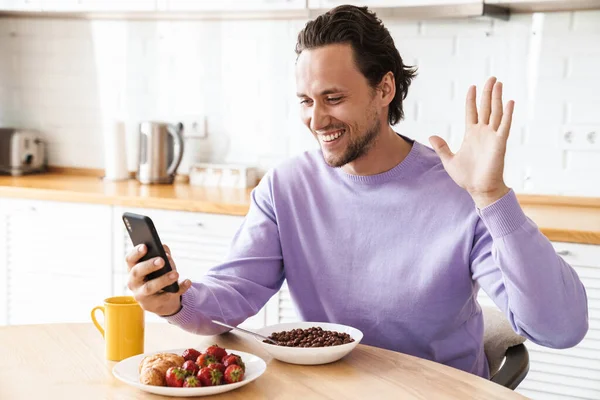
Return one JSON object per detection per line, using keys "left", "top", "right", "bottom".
{"left": 320, "top": 129, "right": 345, "bottom": 143}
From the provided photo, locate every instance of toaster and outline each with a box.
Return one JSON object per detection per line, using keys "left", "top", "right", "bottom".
{"left": 0, "top": 128, "right": 47, "bottom": 176}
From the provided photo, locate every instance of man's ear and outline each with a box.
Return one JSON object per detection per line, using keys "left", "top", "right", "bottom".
{"left": 377, "top": 71, "right": 396, "bottom": 107}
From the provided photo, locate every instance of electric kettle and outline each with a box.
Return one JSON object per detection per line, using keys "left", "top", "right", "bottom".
{"left": 136, "top": 121, "right": 184, "bottom": 184}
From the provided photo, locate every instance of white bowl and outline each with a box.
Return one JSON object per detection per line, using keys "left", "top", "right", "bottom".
{"left": 255, "top": 322, "right": 363, "bottom": 365}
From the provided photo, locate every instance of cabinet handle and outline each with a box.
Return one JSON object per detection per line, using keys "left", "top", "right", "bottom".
{"left": 12, "top": 206, "right": 37, "bottom": 214}
{"left": 556, "top": 250, "right": 571, "bottom": 256}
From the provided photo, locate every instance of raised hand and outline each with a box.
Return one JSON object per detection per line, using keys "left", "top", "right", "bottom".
{"left": 428, "top": 77, "right": 515, "bottom": 208}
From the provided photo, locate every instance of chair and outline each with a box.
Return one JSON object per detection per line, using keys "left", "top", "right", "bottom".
{"left": 482, "top": 306, "right": 530, "bottom": 390}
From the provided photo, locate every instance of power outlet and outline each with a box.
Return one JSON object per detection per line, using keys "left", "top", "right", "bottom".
{"left": 179, "top": 116, "right": 208, "bottom": 138}
{"left": 559, "top": 126, "right": 599, "bottom": 150}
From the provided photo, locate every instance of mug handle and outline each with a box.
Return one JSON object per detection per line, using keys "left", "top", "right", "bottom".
{"left": 91, "top": 306, "right": 105, "bottom": 338}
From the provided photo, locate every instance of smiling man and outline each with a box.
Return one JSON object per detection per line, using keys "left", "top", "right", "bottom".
{"left": 125, "top": 5, "right": 588, "bottom": 378}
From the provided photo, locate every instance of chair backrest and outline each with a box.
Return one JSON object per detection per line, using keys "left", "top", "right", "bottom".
{"left": 481, "top": 306, "right": 529, "bottom": 389}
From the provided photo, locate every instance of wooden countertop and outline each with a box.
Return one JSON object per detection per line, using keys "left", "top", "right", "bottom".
{"left": 0, "top": 323, "right": 526, "bottom": 399}
{"left": 517, "top": 195, "right": 600, "bottom": 245}
{"left": 0, "top": 172, "right": 252, "bottom": 216}
{"left": 0, "top": 172, "right": 599, "bottom": 245}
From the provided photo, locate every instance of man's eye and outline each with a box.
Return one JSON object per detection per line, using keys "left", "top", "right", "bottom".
{"left": 327, "top": 97, "right": 342, "bottom": 102}
{"left": 300, "top": 99, "right": 312, "bottom": 105}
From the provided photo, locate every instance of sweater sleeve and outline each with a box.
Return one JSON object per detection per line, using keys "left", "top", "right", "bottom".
{"left": 163, "top": 171, "right": 285, "bottom": 335}
{"left": 470, "top": 189, "right": 588, "bottom": 348}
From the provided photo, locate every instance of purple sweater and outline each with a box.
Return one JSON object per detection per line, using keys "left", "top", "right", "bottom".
{"left": 166, "top": 139, "right": 588, "bottom": 378}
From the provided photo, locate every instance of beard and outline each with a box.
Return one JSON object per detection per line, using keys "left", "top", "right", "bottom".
{"left": 322, "top": 117, "right": 381, "bottom": 168}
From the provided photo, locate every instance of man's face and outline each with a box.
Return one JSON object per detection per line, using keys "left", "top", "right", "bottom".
{"left": 295, "top": 44, "right": 381, "bottom": 168}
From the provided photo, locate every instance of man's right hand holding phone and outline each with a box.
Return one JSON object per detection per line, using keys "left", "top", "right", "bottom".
{"left": 126, "top": 244, "right": 192, "bottom": 317}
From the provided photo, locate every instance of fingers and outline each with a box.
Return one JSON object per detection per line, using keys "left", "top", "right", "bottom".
{"left": 428, "top": 135, "right": 454, "bottom": 165}
{"left": 479, "top": 77, "right": 497, "bottom": 125}
{"left": 129, "top": 257, "right": 165, "bottom": 287}
{"left": 489, "top": 81, "right": 504, "bottom": 130}
{"left": 140, "top": 270, "right": 179, "bottom": 297}
{"left": 177, "top": 279, "right": 192, "bottom": 296}
{"left": 498, "top": 100, "right": 515, "bottom": 138}
{"left": 125, "top": 244, "right": 146, "bottom": 270}
{"left": 465, "top": 85, "right": 477, "bottom": 125}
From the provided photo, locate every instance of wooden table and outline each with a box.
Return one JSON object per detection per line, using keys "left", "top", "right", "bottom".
{"left": 0, "top": 323, "right": 528, "bottom": 399}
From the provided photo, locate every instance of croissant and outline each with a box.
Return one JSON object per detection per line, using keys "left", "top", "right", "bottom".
{"left": 138, "top": 353, "right": 185, "bottom": 386}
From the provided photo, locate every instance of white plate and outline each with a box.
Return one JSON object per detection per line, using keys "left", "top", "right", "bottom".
{"left": 112, "top": 348, "right": 266, "bottom": 397}
{"left": 255, "top": 322, "right": 363, "bottom": 365}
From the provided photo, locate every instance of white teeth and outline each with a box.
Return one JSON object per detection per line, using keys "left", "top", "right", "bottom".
{"left": 321, "top": 129, "right": 344, "bottom": 142}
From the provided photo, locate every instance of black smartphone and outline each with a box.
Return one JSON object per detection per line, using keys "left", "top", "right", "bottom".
{"left": 122, "top": 212, "right": 179, "bottom": 293}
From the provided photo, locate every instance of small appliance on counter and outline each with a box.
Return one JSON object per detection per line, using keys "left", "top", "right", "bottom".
{"left": 0, "top": 128, "right": 47, "bottom": 176}
{"left": 189, "top": 163, "right": 259, "bottom": 188}
{"left": 136, "top": 121, "right": 184, "bottom": 184}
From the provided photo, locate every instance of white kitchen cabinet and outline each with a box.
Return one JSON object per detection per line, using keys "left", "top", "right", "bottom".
{"left": 0, "top": 0, "right": 42, "bottom": 10}
{"left": 478, "top": 242, "right": 600, "bottom": 400}
{"left": 484, "top": 0, "right": 600, "bottom": 13}
{"left": 0, "top": 198, "right": 112, "bottom": 325}
{"left": 111, "top": 206, "right": 267, "bottom": 329}
{"left": 0, "top": 198, "right": 10, "bottom": 325}
{"left": 39, "top": 0, "right": 156, "bottom": 11}
{"left": 308, "top": 0, "right": 480, "bottom": 8}
{"left": 265, "top": 281, "right": 300, "bottom": 325}
{"left": 167, "top": 0, "right": 305, "bottom": 12}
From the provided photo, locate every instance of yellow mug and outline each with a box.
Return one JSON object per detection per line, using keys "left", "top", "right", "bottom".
{"left": 91, "top": 296, "right": 145, "bottom": 361}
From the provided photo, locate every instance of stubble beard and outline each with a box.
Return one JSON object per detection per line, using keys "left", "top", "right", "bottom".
{"left": 323, "top": 117, "right": 381, "bottom": 168}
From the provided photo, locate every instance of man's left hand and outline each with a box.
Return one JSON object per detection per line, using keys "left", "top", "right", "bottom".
{"left": 429, "top": 76, "right": 514, "bottom": 209}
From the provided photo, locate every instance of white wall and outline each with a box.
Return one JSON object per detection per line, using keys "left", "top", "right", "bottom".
{"left": 0, "top": 10, "right": 599, "bottom": 195}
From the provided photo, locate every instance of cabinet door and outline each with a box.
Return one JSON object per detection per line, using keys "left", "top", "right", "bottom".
{"left": 5, "top": 199, "right": 112, "bottom": 325}
{"left": 40, "top": 0, "right": 156, "bottom": 11}
{"left": 0, "top": 198, "right": 13, "bottom": 325}
{"left": 0, "top": 0, "right": 42, "bottom": 10}
{"left": 308, "top": 0, "right": 478, "bottom": 8}
{"left": 112, "top": 207, "right": 266, "bottom": 328}
{"left": 478, "top": 242, "right": 600, "bottom": 400}
{"left": 167, "top": 0, "right": 305, "bottom": 12}
{"left": 265, "top": 281, "right": 300, "bottom": 325}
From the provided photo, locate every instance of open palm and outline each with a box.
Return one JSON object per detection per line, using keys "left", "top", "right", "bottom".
{"left": 429, "top": 77, "right": 515, "bottom": 208}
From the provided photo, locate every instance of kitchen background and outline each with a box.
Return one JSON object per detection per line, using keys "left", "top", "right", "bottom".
{"left": 0, "top": 6, "right": 599, "bottom": 195}
{"left": 1, "top": 3, "right": 599, "bottom": 400}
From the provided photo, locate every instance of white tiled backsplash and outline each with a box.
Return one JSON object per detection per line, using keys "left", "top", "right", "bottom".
{"left": 0, "top": 10, "right": 599, "bottom": 196}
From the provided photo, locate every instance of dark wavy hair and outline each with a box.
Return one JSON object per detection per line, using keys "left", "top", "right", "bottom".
{"left": 295, "top": 5, "right": 417, "bottom": 125}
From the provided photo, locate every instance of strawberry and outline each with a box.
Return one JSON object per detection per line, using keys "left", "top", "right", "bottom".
{"left": 165, "top": 367, "right": 187, "bottom": 387}
{"left": 182, "top": 360, "right": 199, "bottom": 376}
{"left": 181, "top": 348, "right": 202, "bottom": 362}
{"left": 183, "top": 375, "right": 202, "bottom": 388}
{"left": 196, "top": 353, "right": 218, "bottom": 368}
{"left": 197, "top": 366, "right": 223, "bottom": 386}
{"left": 208, "top": 362, "right": 226, "bottom": 374}
{"left": 205, "top": 344, "right": 228, "bottom": 362}
{"left": 223, "top": 364, "right": 244, "bottom": 384}
{"left": 223, "top": 354, "right": 245, "bottom": 372}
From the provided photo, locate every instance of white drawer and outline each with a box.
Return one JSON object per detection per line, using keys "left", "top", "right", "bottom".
{"left": 552, "top": 242, "right": 600, "bottom": 268}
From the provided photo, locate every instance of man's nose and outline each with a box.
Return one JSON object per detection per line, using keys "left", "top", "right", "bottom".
{"left": 310, "top": 103, "right": 330, "bottom": 132}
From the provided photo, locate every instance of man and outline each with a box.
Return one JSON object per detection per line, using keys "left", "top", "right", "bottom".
{"left": 125, "top": 5, "right": 588, "bottom": 378}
